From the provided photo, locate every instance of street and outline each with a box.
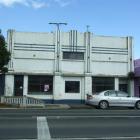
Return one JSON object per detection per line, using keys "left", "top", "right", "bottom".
{"left": 0, "top": 108, "right": 140, "bottom": 140}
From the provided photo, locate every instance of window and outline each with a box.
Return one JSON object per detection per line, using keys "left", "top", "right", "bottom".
{"left": 65, "top": 81, "right": 80, "bottom": 93}
{"left": 108, "top": 91, "right": 117, "bottom": 97}
{"left": 63, "top": 52, "right": 84, "bottom": 60}
{"left": 92, "top": 77, "right": 114, "bottom": 94}
{"left": 117, "top": 91, "right": 128, "bottom": 97}
{"left": 119, "top": 78, "right": 128, "bottom": 93}
{"left": 28, "top": 75, "right": 53, "bottom": 95}
{"left": 104, "top": 91, "right": 116, "bottom": 97}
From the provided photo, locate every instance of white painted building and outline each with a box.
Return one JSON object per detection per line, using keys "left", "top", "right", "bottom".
{"left": 5, "top": 29, "right": 134, "bottom": 103}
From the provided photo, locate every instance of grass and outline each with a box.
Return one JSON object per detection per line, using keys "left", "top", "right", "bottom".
{"left": 0, "top": 103, "right": 19, "bottom": 108}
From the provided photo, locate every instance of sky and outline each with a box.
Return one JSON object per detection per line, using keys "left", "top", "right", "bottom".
{"left": 0, "top": 0, "right": 140, "bottom": 59}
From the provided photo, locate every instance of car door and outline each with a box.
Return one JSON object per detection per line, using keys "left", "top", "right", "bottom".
{"left": 117, "top": 91, "right": 133, "bottom": 107}
{"left": 106, "top": 90, "right": 120, "bottom": 106}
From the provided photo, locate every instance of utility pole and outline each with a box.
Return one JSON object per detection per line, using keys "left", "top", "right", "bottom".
{"left": 49, "top": 22, "right": 67, "bottom": 72}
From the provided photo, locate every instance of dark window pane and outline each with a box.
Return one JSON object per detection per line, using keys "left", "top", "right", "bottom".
{"left": 65, "top": 81, "right": 80, "bottom": 93}
{"left": 28, "top": 75, "right": 53, "bottom": 95}
{"left": 63, "top": 52, "right": 84, "bottom": 60}
{"left": 92, "top": 77, "right": 114, "bottom": 94}
{"left": 119, "top": 78, "right": 128, "bottom": 93}
{"left": 119, "top": 84, "right": 128, "bottom": 93}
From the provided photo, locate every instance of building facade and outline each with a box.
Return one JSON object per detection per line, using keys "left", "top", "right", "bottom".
{"left": 134, "top": 59, "right": 140, "bottom": 97}
{"left": 5, "top": 29, "right": 134, "bottom": 103}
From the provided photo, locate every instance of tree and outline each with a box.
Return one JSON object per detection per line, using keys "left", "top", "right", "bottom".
{"left": 0, "top": 30, "right": 10, "bottom": 73}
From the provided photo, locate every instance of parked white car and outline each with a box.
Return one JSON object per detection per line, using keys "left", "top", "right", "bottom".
{"left": 86, "top": 90, "right": 140, "bottom": 109}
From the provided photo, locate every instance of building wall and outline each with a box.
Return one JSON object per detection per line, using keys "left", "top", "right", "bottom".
{"left": 134, "top": 59, "right": 140, "bottom": 97}
{"left": 5, "top": 29, "right": 134, "bottom": 103}
{"left": 92, "top": 36, "right": 131, "bottom": 76}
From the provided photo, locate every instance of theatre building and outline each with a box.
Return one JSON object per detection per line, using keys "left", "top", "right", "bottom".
{"left": 5, "top": 29, "right": 134, "bottom": 103}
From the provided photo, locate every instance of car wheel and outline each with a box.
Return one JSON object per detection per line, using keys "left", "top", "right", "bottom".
{"left": 99, "top": 101, "right": 108, "bottom": 109}
{"left": 135, "top": 101, "right": 140, "bottom": 109}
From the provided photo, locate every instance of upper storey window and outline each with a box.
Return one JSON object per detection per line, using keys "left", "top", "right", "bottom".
{"left": 63, "top": 52, "right": 84, "bottom": 60}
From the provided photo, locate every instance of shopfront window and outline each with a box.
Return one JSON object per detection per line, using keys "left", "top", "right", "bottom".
{"left": 65, "top": 81, "right": 80, "bottom": 93}
{"left": 92, "top": 77, "right": 114, "bottom": 94}
{"left": 28, "top": 75, "right": 53, "bottom": 95}
{"left": 119, "top": 78, "right": 128, "bottom": 93}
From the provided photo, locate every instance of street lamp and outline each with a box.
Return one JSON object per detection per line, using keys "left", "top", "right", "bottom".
{"left": 49, "top": 22, "right": 67, "bottom": 31}
{"left": 49, "top": 22, "right": 67, "bottom": 72}
{"left": 86, "top": 25, "right": 90, "bottom": 32}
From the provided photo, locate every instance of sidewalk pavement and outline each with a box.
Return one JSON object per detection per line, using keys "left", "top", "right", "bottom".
{"left": 0, "top": 103, "right": 94, "bottom": 109}
{"left": 46, "top": 104, "right": 94, "bottom": 109}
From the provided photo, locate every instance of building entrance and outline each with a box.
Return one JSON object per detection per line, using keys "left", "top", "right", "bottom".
{"left": 14, "top": 75, "right": 23, "bottom": 96}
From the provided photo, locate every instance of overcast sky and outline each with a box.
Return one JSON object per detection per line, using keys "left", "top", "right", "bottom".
{"left": 0, "top": 0, "right": 140, "bottom": 59}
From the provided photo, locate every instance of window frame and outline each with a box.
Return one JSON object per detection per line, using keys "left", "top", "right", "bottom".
{"left": 63, "top": 51, "right": 84, "bottom": 60}
{"left": 28, "top": 75, "right": 53, "bottom": 95}
{"left": 92, "top": 77, "right": 115, "bottom": 94}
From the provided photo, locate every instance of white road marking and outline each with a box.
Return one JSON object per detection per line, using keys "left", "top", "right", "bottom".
{"left": 47, "top": 115, "right": 140, "bottom": 119}
{"left": 54, "top": 136, "right": 140, "bottom": 139}
{"left": 37, "top": 116, "right": 51, "bottom": 140}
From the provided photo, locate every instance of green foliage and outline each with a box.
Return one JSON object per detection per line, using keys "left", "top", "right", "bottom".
{"left": 0, "top": 34, "right": 5, "bottom": 48}
{"left": 127, "top": 71, "right": 135, "bottom": 79}
{"left": 0, "top": 33, "right": 11, "bottom": 73}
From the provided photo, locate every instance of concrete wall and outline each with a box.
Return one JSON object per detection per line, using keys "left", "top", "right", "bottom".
{"left": 92, "top": 36, "right": 132, "bottom": 76}
{"left": 5, "top": 29, "right": 134, "bottom": 102}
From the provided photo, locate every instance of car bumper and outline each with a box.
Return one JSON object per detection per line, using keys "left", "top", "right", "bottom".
{"left": 86, "top": 100, "right": 99, "bottom": 106}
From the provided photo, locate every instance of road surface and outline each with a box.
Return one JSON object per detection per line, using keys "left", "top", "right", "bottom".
{"left": 0, "top": 108, "right": 140, "bottom": 140}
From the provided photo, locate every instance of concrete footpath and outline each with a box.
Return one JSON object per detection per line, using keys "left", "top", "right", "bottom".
{"left": 0, "top": 103, "right": 94, "bottom": 109}
{"left": 46, "top": 104, "right": 93, "bottom": 109}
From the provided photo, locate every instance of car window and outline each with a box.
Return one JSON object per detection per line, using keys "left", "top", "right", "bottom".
{"left": 108, "top": 91, "right": 117, "bottom": 97}
{"left": 117, "top": 91, "right": 128, "bottom": 97}
{"left": 104, "top": 91, "right": 109, "bottom": 96}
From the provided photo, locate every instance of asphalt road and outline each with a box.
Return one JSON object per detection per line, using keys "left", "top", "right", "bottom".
{"left": 1, "top": 109, "right": 140, "bottom": 140}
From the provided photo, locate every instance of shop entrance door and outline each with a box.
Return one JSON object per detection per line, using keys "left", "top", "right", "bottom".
{"left": 14, "top": 75, "right": 23, "bottom": 96}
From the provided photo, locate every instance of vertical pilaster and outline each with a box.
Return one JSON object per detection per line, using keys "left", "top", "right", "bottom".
{"left": 84, "top": 73, "right": 92, "bottom": 99}
{"left": 84, "top": 32, "right": 92, "bottom": 73}
{"left": 54, "top": 29, "right": 61, "bottom": 72}
{"left": 127, "top": 36, "right": 134, "bottom": 72}
{"left": 84, "top": 32, "right": 92, "bottom": 100}
{"left": 127, "top": 36, "right": 134, "bottom": 96}
{"left": 7, "top": 29, "right": 15, "bottom": 71}
{"left": 53, "top": 73, "right": 62, "bottom": 102}
{"left": 5, "top": 74, "right": 14, "bottom": 96}
{"left": 23, "top": 75, "right": 28, "bottom": 96}
{"left": 115, "top": 77, "right": 119, "bottom": 90}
